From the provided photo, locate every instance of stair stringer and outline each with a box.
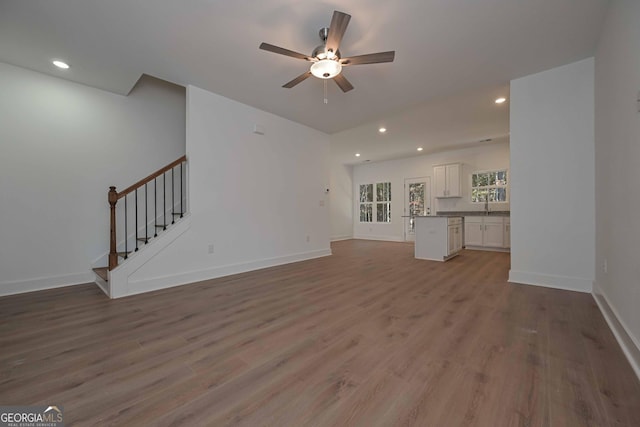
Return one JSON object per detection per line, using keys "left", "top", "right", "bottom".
{"left": 108, "top": 214, "right": 192, "bottom": 298}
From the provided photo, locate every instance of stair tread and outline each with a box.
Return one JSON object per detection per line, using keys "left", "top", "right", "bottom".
{"left": 137, "top": 237, "right": 150, "bottom": 242}
{"left": 155, "top": 224, "right": 168, "bottom": 228}
{"left": 171, "top": 212, "right": 184, "bottom": 216}
{"left": 93, "top": 267, "right": 108, "bottom": 282}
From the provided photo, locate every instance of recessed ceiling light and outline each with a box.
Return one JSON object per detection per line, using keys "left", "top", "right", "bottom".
{"left": 417, "top": 147, "right": 423, "bottom": 151}
{"left": 355, "top": 153, "right": 361, "bottom": 157}
{"left": 378, "top": 127, "right": 387, "bottom": 133}
{"left": 52, "top": 60, "right": 70, "bottom": 69}
{"left": 495, "top": 97, "right": 506, "bottom": 104}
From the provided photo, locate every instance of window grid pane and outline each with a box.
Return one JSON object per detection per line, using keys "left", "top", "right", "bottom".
{"left": 471, "top": 170, "right": 508, "bottom": 203}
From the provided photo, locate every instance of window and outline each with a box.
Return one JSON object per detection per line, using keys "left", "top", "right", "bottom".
{"left": 376, "top": 182, "right": 391, "bottom": 222}
{"left": 359, "top": 182, "right": 392, "bottom": 222}
{"left": 471, "top": 170, "right": 508, "bottom": 202}
{"left": 359, "top": 184, "right": 373, "bottom": 222}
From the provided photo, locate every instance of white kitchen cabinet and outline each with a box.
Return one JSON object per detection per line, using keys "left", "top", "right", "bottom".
{"left": 434, "top": 163, "right": 461, "bottom": 198}
{"left": 504, "top": 218, "right": 511, "bottom": 248}
{"left": 464, "top": 217, "right": 483, "bottom": 246}
{"left": 483, "top": 217, "right": 505, "bottom": 248}
{"left": 464, "top": 216, "right": 510, "bottom": 250}
{"left": 415, "top": 216, "right": 462, "bottom": 261}
{"left": 447, "top": 217, "right": 463, "bottom": 255}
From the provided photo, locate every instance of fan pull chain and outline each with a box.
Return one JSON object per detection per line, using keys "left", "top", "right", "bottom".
{"left": 324, "top": 80, "right": 328, "bottom": 104}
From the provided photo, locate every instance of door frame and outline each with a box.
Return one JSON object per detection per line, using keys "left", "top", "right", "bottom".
{"left": 404, "top": 176, "right": 431, "bottom": 242}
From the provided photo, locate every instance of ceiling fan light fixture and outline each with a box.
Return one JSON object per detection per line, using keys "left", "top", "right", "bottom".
{"left": 310, "top": 59, "right": 342, "bottom": 79}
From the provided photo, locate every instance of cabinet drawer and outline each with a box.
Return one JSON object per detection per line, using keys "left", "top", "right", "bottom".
{"left": 448, "top": 217, "right": 462, "bottom": 225}
{"left": 484, "top": 217, "right": 504, "bottom": 225}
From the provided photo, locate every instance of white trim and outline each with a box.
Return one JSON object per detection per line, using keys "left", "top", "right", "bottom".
{"left": 109, "top": 214, "right": 193, "bottom": 298}
{"left": 91, "top": 200, "right": 185, "bottom": 268}
{"left": 465, "top": 246, "right": 510, "bottom": 253}
{"left": 592, "top": 281, "right": 640, "bottom": 381}
{"left": 122, "top": 248, "right": 333, "bottom": 298}
{"left": 352, "top": 235, "right": 405, "bottom": 242}
{"left": 508, "top": 270, "right": 592, "bottom": 293}
{"left": 94, "top": 274, "right": 109, "bottom": 297}
{"left": 0, "top": 272, "right": 94, "bottom": 297}
{"left": 330, "top": 235, "right": 353, "bottom": 242}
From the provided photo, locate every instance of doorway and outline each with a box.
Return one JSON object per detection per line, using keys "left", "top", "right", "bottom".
{"left": 404, "top": 177, "right": 431, "bottom": 242}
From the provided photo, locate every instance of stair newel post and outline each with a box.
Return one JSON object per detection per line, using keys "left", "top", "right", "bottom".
{"left": 108, "top": 186, "right": 118, "bottom": 270}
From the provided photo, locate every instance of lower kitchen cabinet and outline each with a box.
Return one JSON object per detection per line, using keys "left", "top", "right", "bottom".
{"left": 415, "top": 216, "right": 463, "bottom": 261}
{"left": 464, "top": 216, "right": 510, "bottom": 250}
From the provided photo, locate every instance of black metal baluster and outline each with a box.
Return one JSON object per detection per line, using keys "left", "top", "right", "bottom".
{"left": 154, "top": 178, "right": 158, "bottom": 237}
{"left": 124, "top": 195, "right": 128, "bottom": 259}
{"left": 135, "top": 188, "right": 139, "bottom": 251}
{"left": 180, "top": 162, "right": 183, "bottom": 218}
{"left": 163, "top": 173, "right": 167, "bottom": 230}
{"left": 144, "top": 183, "right": 148, "bottom": 244}
{"left": 171, "top": 168, "right": 175, "bottom": 224}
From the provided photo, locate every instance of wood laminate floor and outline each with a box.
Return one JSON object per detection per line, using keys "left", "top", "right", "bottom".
{"left": 1, "top": 240, "right": 639, "bottom": 426}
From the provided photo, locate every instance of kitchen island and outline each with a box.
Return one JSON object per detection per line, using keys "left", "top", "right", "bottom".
{"left": 414, "top": 216, "right": 463, "bottom": 262}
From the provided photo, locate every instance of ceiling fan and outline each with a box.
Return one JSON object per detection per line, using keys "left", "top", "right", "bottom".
{"left": 259, "top": 10, "right": 395, "bottom": 93}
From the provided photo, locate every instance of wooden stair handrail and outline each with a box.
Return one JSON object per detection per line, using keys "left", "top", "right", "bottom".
{"left": 108, "top": 155, "right": 187, "bottom": 270}
{"left": 117, "top": 155, "right": 186, "bottom": 199}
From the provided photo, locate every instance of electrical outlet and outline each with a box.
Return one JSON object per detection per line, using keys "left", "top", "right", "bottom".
{"left": 208, "top": 244, "right": 214, "bottom": 254}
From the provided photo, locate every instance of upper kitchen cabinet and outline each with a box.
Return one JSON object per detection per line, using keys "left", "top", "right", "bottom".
{"left": 434, "top": 163, "right": 461, "bottom": 198}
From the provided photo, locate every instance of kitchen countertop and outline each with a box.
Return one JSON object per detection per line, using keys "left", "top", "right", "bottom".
{"left": 435, "top": 211, "right": 510, "bottom": 217}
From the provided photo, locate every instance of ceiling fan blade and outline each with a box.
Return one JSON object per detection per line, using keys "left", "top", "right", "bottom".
{"left": 282, "top": 71, "right": 312, "bottom": 88}
{"left": 333, "top": 73, "right": 354, "bottom": 92}
{"left": 341, "top": 51, "right": 395, "bottom": 65}
{"left": 325, "top": 11, "right": 351, "bottom": 55}
{"left": 259, "top": 42, "right": 312, "bottom": 61}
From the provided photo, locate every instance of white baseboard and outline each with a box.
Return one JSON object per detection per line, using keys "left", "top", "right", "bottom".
{"left": 0, "top": 272, "right": 94, "bottom": 297}
{"left": 508, "top": 270, "right": 592, "bottom": 293}
{"left": 592, "top": 281, "right": 640, "bottom": 381}
{"left": 352, "top": 234, "right": 405, "bottom": 243}
{"left": 121, "top": 248, "right": 333, "bottom": 298}
{"left": 330, "top": 235, "right": 353, "bottom": 242}
{"left": 464, "top": 246, "right": 510, "bottom": 253}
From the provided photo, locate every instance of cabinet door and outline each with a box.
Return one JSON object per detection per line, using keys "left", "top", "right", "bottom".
{"left": 445, "top": 164, "right": 461, "bottom": 197}
{"left": 464, "top": 221, "right": 483, "bottom": 246}
{"left": 455, "top": 225, "right": 463, "bottom": 252}
{"left": 503, "top": 220, "right": 511, "bottom": 248}
{"left": 434, "top": 166, "right": 447, "bottom": 197}
{"left": 448, "top": 225, "right": 455, "bottom": 255}
{"left": 484, "top": 222, "right": 505, "bottom": 247}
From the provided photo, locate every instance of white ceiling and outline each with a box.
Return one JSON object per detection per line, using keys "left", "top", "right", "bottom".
{"left": 332, "top": 83, "right": 511, "bottom": 165}
{"left": 0, "top": 0, "right": 609, "bottom": 136}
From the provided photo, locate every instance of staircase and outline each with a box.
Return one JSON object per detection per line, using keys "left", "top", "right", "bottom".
{"left": 94, "top": 156, "right": 188, "bottom": 297}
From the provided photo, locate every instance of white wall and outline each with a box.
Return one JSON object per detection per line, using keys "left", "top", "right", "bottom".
{"left": 0, "top": 62, "right": 185, "bottom": 295}
{"left": 351, "top": 141, "right": 510, "bottom": 242}
{"left": 594, "top": 0, "right": 640, "bottom": 368}
{"left": 329, "top": 161, "right": 353, "bottom": 241}
{"left": 126, "top": 85, "right": 331, "bottom": 290}
{"left": 509, "top": 58, "right": 595, "bottom": 293}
